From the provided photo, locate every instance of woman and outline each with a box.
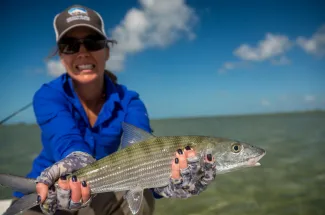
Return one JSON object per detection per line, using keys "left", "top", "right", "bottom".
{"left": 13, "top": 4, "right": 217, "bottom": 215}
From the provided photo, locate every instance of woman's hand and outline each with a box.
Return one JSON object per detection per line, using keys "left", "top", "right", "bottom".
{"left": 35, "top": 151, "right": 95, "bottom": 214}
{"left": 154, "top": 146, "right": 216, "bottom": 198}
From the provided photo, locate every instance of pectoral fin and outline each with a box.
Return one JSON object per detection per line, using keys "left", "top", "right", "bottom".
{"left": 3, "top": 193, "right": 39, "bottom": 215}
{"left": 124, "top": 187, "right": 144, "bottom": 215}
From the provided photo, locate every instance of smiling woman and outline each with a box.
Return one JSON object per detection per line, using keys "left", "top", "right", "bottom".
{"left": 11, "top": 4, "right": 159, "bottom": 214}
{"left": 5, "top": 3, "right": 218, "bottom": 215}
{"left": 8, "top": 3, "right": 156, "bottom": 214}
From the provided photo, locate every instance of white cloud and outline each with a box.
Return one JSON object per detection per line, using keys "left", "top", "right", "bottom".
{"left": 217, "top": 61, "right": 250, "bottom": 74}
{"left": 261, "top": 99, "right": 271, "bottom": 106}
{"left": 218, "top": 33, "right": 295, "bottom": 73}
{"left": 304, "top": 95, "right": 315, "bottom": 103}
{"left": 234, "top": 33, "right": 292, "bottom": 61}
{"left": 107, "top": 53, "right": 126, "bottom": 72}
{"left": 47, "top": 60, "right": 65, "bottom": 77}
{"left": 106, "top": 0, "right": 198, "bottom": 71}
{"left": 224, "top": 62, "right": 235, "bottom": 70}
{"left": 296, "top": 25, "right": 325, "bottom": 57}
{"left": 271, "top": 56, "right": 291, "bottom": 65}
{"left": 218, "top": 62, "right": 235, "bottom": 74}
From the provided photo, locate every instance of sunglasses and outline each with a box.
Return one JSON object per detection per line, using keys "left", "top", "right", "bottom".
{"left": 58, "top": 35, "right": 110, "bottom": 54}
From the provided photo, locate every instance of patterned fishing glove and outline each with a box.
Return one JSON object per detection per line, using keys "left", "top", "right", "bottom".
{"left": 35, "top": 151, "right": 96, "bottom": 215}
{"left": 154, "top": 150, "right": 217, "bottom": 199}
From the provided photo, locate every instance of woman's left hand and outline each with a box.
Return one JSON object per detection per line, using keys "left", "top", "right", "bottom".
{"left": 154, "top": 147, "right": 216, "bottom": 198}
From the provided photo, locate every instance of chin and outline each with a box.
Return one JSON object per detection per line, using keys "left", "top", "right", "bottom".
{"left": 71, "top": 72, "right": 100, "bottom": 84}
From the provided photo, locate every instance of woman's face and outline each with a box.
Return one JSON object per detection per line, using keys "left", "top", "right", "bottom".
{"left": 58, "top": 27, "right": 109, "bottom": 84}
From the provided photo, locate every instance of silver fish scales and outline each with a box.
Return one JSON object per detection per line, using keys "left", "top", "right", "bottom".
{"left": 74, "top": 135, "right": 208, "bottom": 193}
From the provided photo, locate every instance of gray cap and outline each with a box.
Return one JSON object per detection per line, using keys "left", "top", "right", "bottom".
{"left": 53, "top": 5, "right": 107, "bottom": 42}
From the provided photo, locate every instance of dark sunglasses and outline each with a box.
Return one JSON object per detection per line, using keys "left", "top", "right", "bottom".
{"left": 58, "top": 35, "right": 112, "bottom": 54}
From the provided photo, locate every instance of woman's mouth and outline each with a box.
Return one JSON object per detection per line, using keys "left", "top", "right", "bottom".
{"left": 76, "top": 64, "right": 95, "bottom": 71}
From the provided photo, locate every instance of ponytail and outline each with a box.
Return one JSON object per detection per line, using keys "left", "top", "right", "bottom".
{"left": 105, "top": 69, "right": 118, "bottom": 85}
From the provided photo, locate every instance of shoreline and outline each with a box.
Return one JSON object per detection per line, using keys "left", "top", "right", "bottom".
{"left": 2, "top": 109, "right": 325, "bottom": 126}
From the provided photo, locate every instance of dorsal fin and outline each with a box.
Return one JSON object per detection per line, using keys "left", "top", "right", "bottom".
{"left": 120, "top": 122, "right": 155, "bottom": 149}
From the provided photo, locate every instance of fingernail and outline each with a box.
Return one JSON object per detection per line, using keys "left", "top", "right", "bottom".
{"left": 72, "top": 175, "right": 77, "bottom": 182}
{"left": 177, "top": 149, "right": 183, "bottom": 155}
{"left": 207, "top": 154, "right": 212, "bottom": 161}
{"left": 37, "top": 195, "right": 41, "bottom": 203}
{"left": 82, "top": 181, "right": 87, "bottom": 187}
{"left": 60, "top": 175, "right": 67, "bottom": 180}
{"left": 185, "top": 146, "right": 191, "bottom": 150}
{"left": 175, "top": 158, "right": 179, "bottom": 164}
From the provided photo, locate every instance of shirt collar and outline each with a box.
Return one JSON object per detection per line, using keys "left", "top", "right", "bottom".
{"left": 63, "top": 73, "right": 121, "bottom": 127}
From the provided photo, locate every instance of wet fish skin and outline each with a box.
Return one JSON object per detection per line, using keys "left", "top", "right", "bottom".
{"left": 0, "top": 122, "right": 266, "bottom": 215}
{"left": 75, "top": 136, "right": 265, "bottom": 193}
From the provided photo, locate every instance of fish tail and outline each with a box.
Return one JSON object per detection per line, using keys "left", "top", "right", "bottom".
{"left": 0, "top": 174, "right": 39, "bottom": 215}
{"left": 3, "top": 193, "right": 40, "bottom": 215}
{"left": 0, "top": 173, "right": 37, "bottom": 194}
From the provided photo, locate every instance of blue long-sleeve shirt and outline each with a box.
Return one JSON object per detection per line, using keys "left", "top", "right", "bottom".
{"left": 14, "top": 73, "right": 161, "bottom": 198}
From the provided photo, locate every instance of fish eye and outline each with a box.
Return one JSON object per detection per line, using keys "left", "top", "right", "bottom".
{"left": 231, "top": 143, "right": 242, "bottom": 153}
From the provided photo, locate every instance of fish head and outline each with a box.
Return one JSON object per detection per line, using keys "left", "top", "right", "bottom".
{"left": 208, "top": 138, "right": 266, "bottom": 174}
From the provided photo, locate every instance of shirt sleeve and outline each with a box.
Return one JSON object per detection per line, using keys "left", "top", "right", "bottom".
{"left": 33, "top": 85, "right": 93, "bottom": 162}
{"left": 121, "top": 89, "right": 152, "bottom": 134}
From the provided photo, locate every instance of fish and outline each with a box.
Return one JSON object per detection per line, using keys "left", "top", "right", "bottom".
{"left": 0, "top": 122, "right": 266, "bottom": 215}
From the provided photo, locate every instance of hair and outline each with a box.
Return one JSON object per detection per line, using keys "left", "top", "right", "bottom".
{"left": 105, "top": 69, "right": 118, "bottom": 85}
{"left": 46, "top": 36, "right": 118, "bottom": 85}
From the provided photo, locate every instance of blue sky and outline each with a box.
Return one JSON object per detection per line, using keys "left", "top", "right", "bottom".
{"left": 1, "top": 0, "right": 324, "bottom": 124}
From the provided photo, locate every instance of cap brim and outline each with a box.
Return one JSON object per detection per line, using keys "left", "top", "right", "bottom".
{"left": 57, "top": 23, "right": 106, "bottom": 42}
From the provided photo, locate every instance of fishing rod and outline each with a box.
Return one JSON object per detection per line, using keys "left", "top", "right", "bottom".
{"left": 0, "top": 102, "right": 33, "bottom": 125}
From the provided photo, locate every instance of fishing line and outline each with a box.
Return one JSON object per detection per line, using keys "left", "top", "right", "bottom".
{"left": 0, "top": 102, "right": 33, "bottom": 125}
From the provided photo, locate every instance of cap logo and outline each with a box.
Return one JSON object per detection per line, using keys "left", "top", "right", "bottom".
{"left": 66, "top": 7, "right": 90, "bottom": 23}
{"left": 68, "top": 7, "right": 87, "bottom": 15}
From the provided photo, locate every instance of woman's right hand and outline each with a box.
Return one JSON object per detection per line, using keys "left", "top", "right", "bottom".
{"left": 35, "top": 151, "right": 96, "bottom": 214}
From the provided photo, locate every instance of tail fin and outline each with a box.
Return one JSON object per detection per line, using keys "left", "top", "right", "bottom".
{"left": 0, "top": 174, "right": 37, "bottom": 194}
{"left": 3, "top": 193, "right": 39, "bottom": 215}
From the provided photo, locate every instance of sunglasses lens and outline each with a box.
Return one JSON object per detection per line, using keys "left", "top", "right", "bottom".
{"left": 83, "top": 39, "right": 106, "bottom": 51}
{"left": 59, "top": 41, "right": 80, "bottom": 54}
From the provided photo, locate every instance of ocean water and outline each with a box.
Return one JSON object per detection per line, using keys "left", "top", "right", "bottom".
{"left": 0, "top": 112, "right": 324, "bottom": 215}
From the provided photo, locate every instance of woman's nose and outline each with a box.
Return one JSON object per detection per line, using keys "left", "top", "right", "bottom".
{"left": 77, "top": 44, "right": 90, "bottom": 58}
{"left": 78, "top": 44, "right": 88, "bottom": 53}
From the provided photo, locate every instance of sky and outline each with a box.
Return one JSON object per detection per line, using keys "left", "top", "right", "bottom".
{"left": 1, "top": 0, "right": 325, "bottom": 124}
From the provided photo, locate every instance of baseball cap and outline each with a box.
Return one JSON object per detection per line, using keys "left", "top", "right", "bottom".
{"left": 53, "top": 5, "right": 107, "bottom": 42}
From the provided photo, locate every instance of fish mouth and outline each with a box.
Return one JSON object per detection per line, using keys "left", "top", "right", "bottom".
{"left": 246, "top": 151, "right": 266, "bottom": 167}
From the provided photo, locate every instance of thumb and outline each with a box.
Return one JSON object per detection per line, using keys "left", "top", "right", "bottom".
{"left": 36, "top": 183, "right": 49, "bottom": 203}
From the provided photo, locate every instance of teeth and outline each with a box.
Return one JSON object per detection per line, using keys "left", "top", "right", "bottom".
{"left": 77, "top": 64, "right": 94, "bottom": 70}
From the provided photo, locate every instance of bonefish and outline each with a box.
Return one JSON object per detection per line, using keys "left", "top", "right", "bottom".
{"left": 0, "top": 122, "right": 266, "bottom": 215}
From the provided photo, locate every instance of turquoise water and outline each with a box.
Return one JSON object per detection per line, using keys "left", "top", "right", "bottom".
{"left": 1, "top": 112, "right": 325, "bottom": 214}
